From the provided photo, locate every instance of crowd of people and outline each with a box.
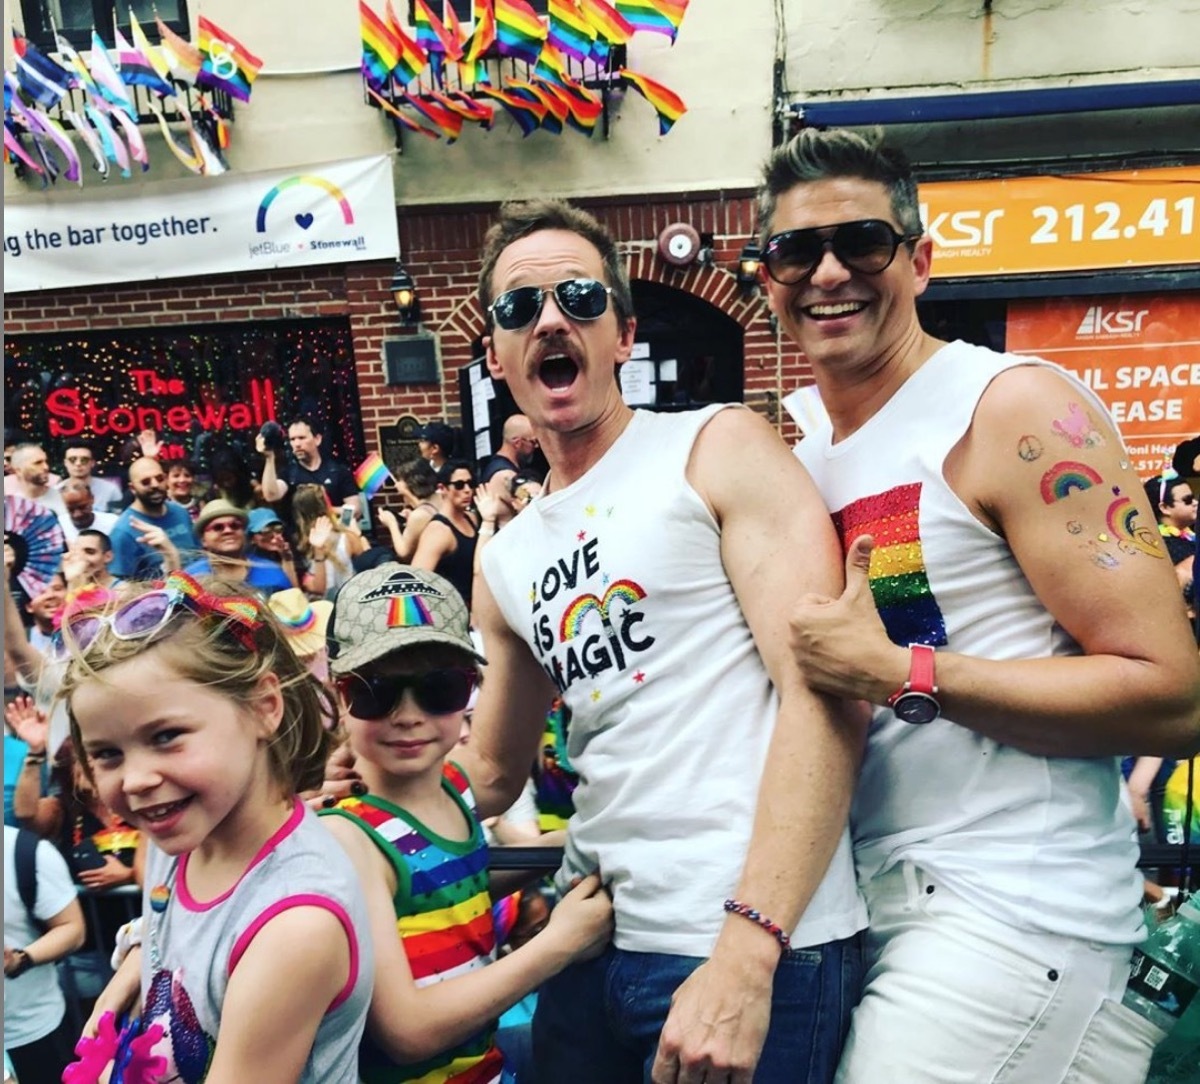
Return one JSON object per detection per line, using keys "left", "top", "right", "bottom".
{"left": 4, "top": 127, "right": 1200, "bottom": 1084}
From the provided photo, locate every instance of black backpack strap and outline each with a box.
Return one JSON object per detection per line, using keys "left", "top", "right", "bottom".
{"left": 14, "top": 827, "right": 42, "bottom": 930}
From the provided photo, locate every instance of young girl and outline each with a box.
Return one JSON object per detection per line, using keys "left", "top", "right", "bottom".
{"left": 59, "top": 571, "right": 374, "bottom": 1084}
{"left": 293, "top": 484, "right": 369, "bottom": 599}
{"left": 319, "top": 564, "right": 612, "bottom": 1083}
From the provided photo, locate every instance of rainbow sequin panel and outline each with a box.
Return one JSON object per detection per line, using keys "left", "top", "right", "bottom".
{"left": 831, "top": 483, "right": 948, "bottom": 648}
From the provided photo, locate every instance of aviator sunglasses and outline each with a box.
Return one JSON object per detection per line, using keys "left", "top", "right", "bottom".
{"left": 488, "top": 277, "right": 614, "bottom": 331}
{"left": 336, "top": 668, "right": 477, "bottom": 720}
{"left": 763, "top": 219, "right": 923, "bottom": 285}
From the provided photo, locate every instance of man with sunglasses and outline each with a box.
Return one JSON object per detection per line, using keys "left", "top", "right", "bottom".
{"left": 183, "top": 499, "right": 291, "bottom": 596}
{"left": 457, "top": 199, "right": 868, "bottom": 1084}
{"left": 109, "top": 457, "right": 196, "bottom": 581}
{"left": 765, "top": 128, "right": 1200, "bottom": 1082}
{"left": 1143, "top": 473, "right": 1197, "bottom": 590}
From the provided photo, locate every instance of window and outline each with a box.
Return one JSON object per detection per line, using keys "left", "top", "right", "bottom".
{"left": 19, "top": 0, "right": 190, "bottom": 51}
{"left": 438, "top": 0, "right": 550, "bottom": 23}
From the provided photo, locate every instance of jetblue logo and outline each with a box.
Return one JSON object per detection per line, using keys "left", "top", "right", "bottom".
{"left": 1076, "top": 306, "right": 1149, "bottom": 338}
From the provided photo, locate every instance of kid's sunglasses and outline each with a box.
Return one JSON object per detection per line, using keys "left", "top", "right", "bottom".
{"left": 336, "top": 668, "right": 477, "bottom": 719}
{"left": 488, "top": 277, "right": 613, "bottom": 331}
{"left": 762, "top": 219, "right": 923, "bottom": 285}
{"left": 50, "top": 571, "right": 262, "bottom": 661}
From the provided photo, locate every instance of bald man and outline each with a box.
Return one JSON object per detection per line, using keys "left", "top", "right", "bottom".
{"left": 108, "top": 457, "right": 196, "bottom": 579}
{"left": 479, "top": 414, "right": 539, "bottom": 529}
{"left": 8, "top": 444, "right": 71, "bottom": 534}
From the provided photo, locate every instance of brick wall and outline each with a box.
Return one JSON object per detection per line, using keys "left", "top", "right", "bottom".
{"left": 4, "top": 191, "right": 813, "bottom": 448}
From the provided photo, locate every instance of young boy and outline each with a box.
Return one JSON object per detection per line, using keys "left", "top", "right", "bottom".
{"left": 320, "top": 564, "right": 611, "bottom": 1084}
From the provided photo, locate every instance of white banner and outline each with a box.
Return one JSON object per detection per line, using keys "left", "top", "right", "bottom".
{"left": 4, "top": 154, "right": 399, "bottom": 294}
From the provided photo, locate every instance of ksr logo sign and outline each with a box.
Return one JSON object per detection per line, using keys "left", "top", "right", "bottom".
{"left": 919, "top": 203, "right": 1005, "bottom": 248}
{"left": 1075, "top": 306, "right": 1150, "bottom": 338}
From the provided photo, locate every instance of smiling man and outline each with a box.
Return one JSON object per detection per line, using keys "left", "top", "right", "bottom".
{"left": 457, "top": 200, "right": 868, "bottom": 1084}
{"left": 765, "top": 128, "right": 1200, "bottom": 1083}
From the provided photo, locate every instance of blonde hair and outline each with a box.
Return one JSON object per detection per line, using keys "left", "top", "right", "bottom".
{"left": 293, "top": 484, "right": 351, "bottom": 573}
{"left": 61, "top": 578, "right": 334, "bottom": 795}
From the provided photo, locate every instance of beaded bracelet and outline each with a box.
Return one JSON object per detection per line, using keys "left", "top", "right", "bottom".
{"left": 723, "top": 898, "right": 791, "bottom": 949}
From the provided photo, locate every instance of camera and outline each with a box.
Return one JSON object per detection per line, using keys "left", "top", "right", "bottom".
{"left": 259, "top": 421, "right": 286, "bottom": 453}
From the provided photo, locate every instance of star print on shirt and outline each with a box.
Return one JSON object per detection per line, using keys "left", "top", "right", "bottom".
{"left": 590, "top": 689, "right": 602, "bottom": 701}
{"left": 585, "top": 505, "right": 596, "bottom": 517}
{"left": 577, "top": 531, "right": 587, "bottom": 541}
{"left": 633, "top": 671, "right": 646, "bottom": 683}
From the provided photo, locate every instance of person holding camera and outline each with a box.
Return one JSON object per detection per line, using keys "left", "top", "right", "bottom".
{"left": 258, "top": 417, "right": 360, "bottom": 511}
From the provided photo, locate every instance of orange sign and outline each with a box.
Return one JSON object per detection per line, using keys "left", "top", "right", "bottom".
{"left": 1006, "top": 292, "right": 1200, "bottom": 478}
{"left": 921, "top": 167, "right": 1199, "bottom": 278}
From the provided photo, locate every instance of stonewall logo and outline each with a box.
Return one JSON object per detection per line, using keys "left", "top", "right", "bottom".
{"left": 249, "top": 173, "right": 366, "bottom": 259}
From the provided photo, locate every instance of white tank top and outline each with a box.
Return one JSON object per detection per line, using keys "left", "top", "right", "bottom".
{"left": 795, "top": 341, "right": 1144, "bottom": 945}
{"left": 483, "top": 406, "right": 866, "bottom": 955}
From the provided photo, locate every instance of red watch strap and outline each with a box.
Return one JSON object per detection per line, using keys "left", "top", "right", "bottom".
{"left": 887, "top": 643, "right": 937, "bottom": 705}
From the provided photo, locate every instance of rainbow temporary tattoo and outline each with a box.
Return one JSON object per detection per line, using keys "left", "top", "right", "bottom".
{"left": 1017, "top": 435, "right": 1044, "bottom": 462}
{"left": 1040, "top": 461, "right": 1103, "bottom": 504}
{"left": 1051, "top": 402, "right": 1106, "bottom": 449}
{"left": 1105, "top": 496, "right": 1164, "bottom": 558}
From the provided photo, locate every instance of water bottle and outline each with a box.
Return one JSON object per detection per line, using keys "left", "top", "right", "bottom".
{"left": 1122, "top": 895, "right": 1200, "bottom": 1035}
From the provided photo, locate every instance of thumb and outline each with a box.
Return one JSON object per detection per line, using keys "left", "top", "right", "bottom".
{"left": 844, "top": 534, "right": 875, "bottom": 592}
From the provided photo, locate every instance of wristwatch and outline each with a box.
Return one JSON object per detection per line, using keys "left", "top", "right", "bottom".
{"left": 887, "top": 644, "right": 941, "bottom": 724}
{"left": 7, "top": 948, "right": 34, "bottom": 978}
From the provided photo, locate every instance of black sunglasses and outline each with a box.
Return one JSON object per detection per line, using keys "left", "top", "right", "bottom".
{"left": 763, "top": 219, "right": 923, "bottom": 285}
{"left": 445, "top": 479, "right": 475, "bottom": 490}
{"left": 488, "top": 278, "right": 613, "bottom": 331}
{"left": 336, "top": 668, "right": 476, "bottom": 719}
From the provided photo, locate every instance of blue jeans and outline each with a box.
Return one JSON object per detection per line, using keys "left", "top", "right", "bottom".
{"left": 532, "top": 936, "right": 863, "bottom": 1084}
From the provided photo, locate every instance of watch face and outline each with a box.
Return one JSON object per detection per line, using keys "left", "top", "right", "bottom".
{"left": 892, "top": 691, "right": 940, "bottom": 725}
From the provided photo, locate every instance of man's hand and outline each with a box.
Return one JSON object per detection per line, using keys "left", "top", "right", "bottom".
{"left": 651, "top": 947, "right": 775, "bottom": 1084}
{"left": 4, "top": 695, "right": 48, "bottom": 754}
{"left": 78, "top": 856, "right": 135, "bottom": 891}
{"left": 790, "top": 534, "right": 906, "bottom": 704}
{"left": 474, "top": 488, "right": 504, "bottom": 525}
{"left": 3, "top": 542, "right": 15, "bottom": 572}
{"left": 136, "top": 429, "right": 162, "bottom": 458}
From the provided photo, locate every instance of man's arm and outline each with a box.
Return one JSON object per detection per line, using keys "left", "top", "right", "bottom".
{"left": 792, "top": 366, "right": 1200, "bottom": 758}
{"left": 258, "top": 439, "right": 289, "bottom": 503}
{"left": 453, "top": 572, "right": 558, "bottom": 819}
{"left": 3, "top": 573, "right": 43, "bottom": 684}
{"left": 653, "top": 408, "right": 869, "bottom": 1084}
{"left": 410, "top": 520, "right": 455, "bottom": 573}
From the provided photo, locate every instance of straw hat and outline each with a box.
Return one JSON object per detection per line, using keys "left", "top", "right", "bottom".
{"left": 267, "top": 589, "right": 333, "bottom": 658}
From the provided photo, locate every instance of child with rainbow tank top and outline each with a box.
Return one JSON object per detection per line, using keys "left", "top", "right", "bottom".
{"left": 319, "top": 564, "right": 612, "bottom": 1084}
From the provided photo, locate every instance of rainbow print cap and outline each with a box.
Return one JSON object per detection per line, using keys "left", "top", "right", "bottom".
{"left": 327, "top": 564, "right": 485, "bottom": 675}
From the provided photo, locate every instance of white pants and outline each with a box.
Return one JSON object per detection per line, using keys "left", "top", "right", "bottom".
{"left": 836, "top": 862, "right": 1162, "bottom": 1084}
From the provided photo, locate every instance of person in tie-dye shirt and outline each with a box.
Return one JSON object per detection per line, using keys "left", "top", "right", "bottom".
{"left": 321, "top": 563, "right": 612, "bottom": 1084}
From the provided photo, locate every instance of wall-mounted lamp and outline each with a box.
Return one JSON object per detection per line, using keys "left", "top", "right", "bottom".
{"left": 390, "top": 263, "right": 420, "bottom": 325}
{"left": 737, "top": 242, "right": 762, "bottom": 290}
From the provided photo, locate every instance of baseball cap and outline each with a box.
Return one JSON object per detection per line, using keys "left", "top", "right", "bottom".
{"left": 416, "top": 422, "right": 455, "bottom": 450}
{"left": 327, "top": 564, "right": 485, "bottom": 675}
{"left": 195, "top": 499, "right": 249, "bottom": 533}
{"left": 247, "top": 507, "right": 284, "bottom": 535}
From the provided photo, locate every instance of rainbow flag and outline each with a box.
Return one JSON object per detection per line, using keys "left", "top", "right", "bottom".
{"left": 620, "top": 68, "right": 685, "bottom": 134}
{"left": 361, "top": 0, "right": 401, "bottom": 89}
{"left": 615, "top": 0, "right": 676, "bottom": 38}
{"left": 386, "top": 0, "right": 430, "bottom": 85}
{"left": 156, "top": 16, "right": 203, "bottom": 86}
{"left": 354, "top": 452, "right": 393, "bottom": 497}
{"left": 364, "top": 84, "right": 441, "bottom": 138}
{"left": 196, "top": 15, "right": 264, "bottom": 103}
{"left": 414, "top": 0, "right": 464, "bottom": 59}
{"left": 547, "top": 0, "right": 595, "bottom": 62}
{"left": 536, "top": 75, "right": 602, "bottom": 135}
{"left": 495, "top": 0, "right": 547, "bottom": 64}
{"left": 431, "top": 88, "right": 495, "bottom": 128}
{"left": 477, "top": 84, "right": 545, "bottom": 136}
{"left": 402, "top": 92, "right": 464, "bottom": 140}
{"left": 459, "top": 0, "right": 497, "bottom": 83}
{"left": 650, "top": 0, "right": 689, "bottom": 38}
{"left": 507, "top": 79, "right": 564, "bottom": 134}
{"left": 113, "top": 25, "right": 176, "bottom": 97}
{"left": 579, "top": 0, "right": 633, "bottom": 61}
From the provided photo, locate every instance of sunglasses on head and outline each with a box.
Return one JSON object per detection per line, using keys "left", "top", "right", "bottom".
{"left": 445, "top": 479, "right": 474, "bottom": 490}
{"left": 50, "top": 571, "right": 262, "bottom": 662}
{"left": 763, "top": 219, "right": 923, "bottom": 285}
{"left": 336, "top": 668, "right": 476, "bottom": 719}
{"left": 488, "top": 278, "right": 613, "bottom": 331}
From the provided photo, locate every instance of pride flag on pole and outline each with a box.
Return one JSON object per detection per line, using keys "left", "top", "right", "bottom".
{"left": 620, "top": 67, "right": 685, "bottom": 134}
{"left": 354, "top": 452, "right": 393, "bottom": 497}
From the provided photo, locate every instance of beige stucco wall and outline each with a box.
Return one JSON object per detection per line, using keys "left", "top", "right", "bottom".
{"left": 5, "top": 0, "right": 1198, "bottom": 210}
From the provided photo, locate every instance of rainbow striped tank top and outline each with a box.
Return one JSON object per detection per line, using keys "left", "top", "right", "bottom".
{"left": 330, "top": 762, "right": 505, "bottom": 1084}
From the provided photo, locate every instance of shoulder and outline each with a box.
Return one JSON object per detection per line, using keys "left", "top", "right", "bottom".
{"left": 184, "top": 557, "right": 212, "bottom": 575}
{"left": 33, "top": 834, "right": 78, "bottom": 916}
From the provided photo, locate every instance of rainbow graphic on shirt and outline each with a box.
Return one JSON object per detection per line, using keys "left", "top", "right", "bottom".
{"left": 1040, "top": 460, "right": 1103, "bottom": 504}
{"left": 388, "top": 594, "right": 433, "bottom": 628}
{"left": 328, "top": 768, "right": 503, "bottom": 1084}
{"left": 559, "top": 579, "right": 646, "bottom": 640}
{"left": 831, "top": 483, "right": 947, "bottom": 648}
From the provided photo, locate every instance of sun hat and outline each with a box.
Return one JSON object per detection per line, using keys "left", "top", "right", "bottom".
{"left": 267, "top": 588, "right": 333, "bottom": 658}
{"left": 326, "top": 563, "right": 485, "bottom": 676}
{"left": 195, "top": 499, "right": 249, "bottom": 533}
{"left": 247, "top": 507, "right": 284, "bottom": 535}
